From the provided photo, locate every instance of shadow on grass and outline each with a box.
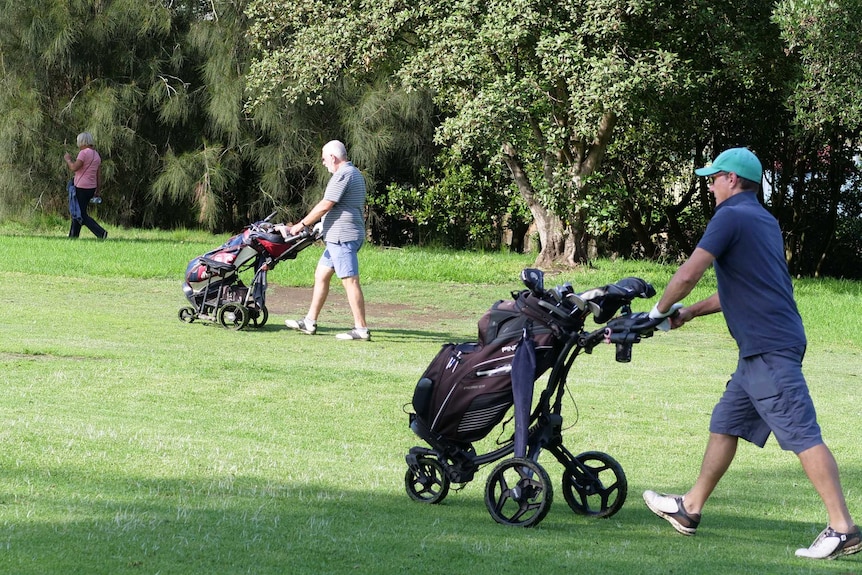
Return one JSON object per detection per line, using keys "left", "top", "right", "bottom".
{"left": 3, "top": 464, "right": 859, "bottom": 575}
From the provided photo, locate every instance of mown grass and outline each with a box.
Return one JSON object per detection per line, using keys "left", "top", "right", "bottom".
{"left": 1, "top": 223, "right": 860, "bottom": 575}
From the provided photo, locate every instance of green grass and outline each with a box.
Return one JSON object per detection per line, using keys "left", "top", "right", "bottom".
{"left": 1, "top": 225, "right": 860, "bottom": 575}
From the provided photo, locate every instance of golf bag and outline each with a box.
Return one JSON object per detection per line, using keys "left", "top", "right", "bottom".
{"left": 411, "top": 292, "right": 562, "bottom": 445}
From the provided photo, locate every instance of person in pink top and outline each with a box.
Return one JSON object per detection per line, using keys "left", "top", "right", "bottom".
{"left": 64, "top": 132, "right": 107, "bottom": 239}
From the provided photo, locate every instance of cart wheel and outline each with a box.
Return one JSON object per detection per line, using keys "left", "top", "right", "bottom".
{"left": 405, "top": 456, "right": 450, "bottom": 504}
{"left": 178, "top": 306, "right": 196, "bottom": 323}
{"left": 218, "top": 303, "right": 250, "bottom": 330}
{"left": 561, "top": 451, "right": 627, "bottom": 518}
{"left": 249, "top": 305, "right": 269, "bottom": 328}
{"left": 484, "top": 458, "right": 552, "bottom": 527}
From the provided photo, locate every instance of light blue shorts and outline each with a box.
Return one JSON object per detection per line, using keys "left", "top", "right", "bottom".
{"left": 319, "top": 239, "right": 363, "bottom": 279}
{"left": 709, "top": 346, "right": 822, "bottom": 454}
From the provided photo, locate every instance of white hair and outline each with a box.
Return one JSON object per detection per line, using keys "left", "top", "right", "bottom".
{"left": 322, "top": 140, "right": 348, "bottom": 160}
{"left": 76, "top": 132, "right": 95, "bottom": 147}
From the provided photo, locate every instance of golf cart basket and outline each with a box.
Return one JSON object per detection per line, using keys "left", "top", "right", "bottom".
{"left": 404, "top": 268, "right": 670, "bottom": 527}
{"left": 178, "top": 213, "right": 321, "bottom": 330}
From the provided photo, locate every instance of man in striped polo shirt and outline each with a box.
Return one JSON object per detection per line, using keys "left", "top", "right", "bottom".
{"left": 285, "top": 140, "right": 370, "bottom": 340}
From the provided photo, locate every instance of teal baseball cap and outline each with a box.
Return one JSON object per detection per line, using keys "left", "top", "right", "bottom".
{"left": 695, "top": 147, "right": 762, "bottom": 182}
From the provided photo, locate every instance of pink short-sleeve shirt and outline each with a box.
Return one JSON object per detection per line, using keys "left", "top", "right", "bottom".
{"left": 74, "top": 147, "right": 101, "bottom": 189}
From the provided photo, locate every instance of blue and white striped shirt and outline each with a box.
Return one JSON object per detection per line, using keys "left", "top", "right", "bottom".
{"left": 322, "top": 161, "right": 366, "bottom": 243}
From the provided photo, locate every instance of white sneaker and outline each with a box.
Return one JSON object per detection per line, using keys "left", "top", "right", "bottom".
{"left": 643, "top": 490, "right": 700, "bottom": 535}
{"left": 284, "top": 318, "right": 316, "bottom": 335}
{"left": 335, "top": 328, "right": 370, "bottom": 341}
{"left": 795, "top": 526, "right": 862, "bottom": 559}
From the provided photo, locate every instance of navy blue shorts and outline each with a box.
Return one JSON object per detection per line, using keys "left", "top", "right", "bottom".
{"left": 709, "top": 346, "right": 822, "bottom": 454}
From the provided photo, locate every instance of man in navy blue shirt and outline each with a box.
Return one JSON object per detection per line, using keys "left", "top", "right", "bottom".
{"left": 643, "top": 147, "right": 859, "bottom": 560}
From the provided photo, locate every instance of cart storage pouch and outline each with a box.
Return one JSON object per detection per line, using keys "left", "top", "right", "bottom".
{"left": 413, "top": 342, "right": 516, "bottom": 443}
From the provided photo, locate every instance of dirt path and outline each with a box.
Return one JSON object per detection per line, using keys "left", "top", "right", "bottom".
{"left": 263, "top": 286, "right": 462, "bottom": 329}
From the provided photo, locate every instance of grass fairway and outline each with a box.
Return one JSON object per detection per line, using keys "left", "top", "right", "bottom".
{"left": 1, "top": 226, "right": 860, "bottom": 575}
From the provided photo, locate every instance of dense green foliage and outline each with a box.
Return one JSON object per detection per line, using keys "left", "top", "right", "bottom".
{"left": 774, "top": 0, "right": 862, "bottom": 132}
{"left": 0, "top": 0, "right": 437, "bottom": 233}
{"left": 245, "top": 0, "right": 862, "bottom": 276}
{"left": 1, "top": 0, "right": 860, "bottom": 276}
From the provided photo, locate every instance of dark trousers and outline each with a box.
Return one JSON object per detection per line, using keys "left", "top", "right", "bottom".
{"left": 69, "top": 187, "right": 107, "bottom": 239}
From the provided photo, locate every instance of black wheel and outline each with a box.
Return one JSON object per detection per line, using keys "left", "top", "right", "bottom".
{"left": 218, "top": 303, "right": 250, "bottom": 330}
{"left": 178, "top": 306, "right": 196, "bottom": 323}
{"left": 249, "top": 305, "right": 269, "bottom": 328}
{"left": 405, "top": 457, "right": 450, "bottom": 504}
{"left": 561, "top": 451, "right": 627, "bottom": 518}
{"left": 484, "top": 458, "right": 552, "bottom": 527}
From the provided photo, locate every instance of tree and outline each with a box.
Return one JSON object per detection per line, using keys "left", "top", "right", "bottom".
{"left": 596, "top": 0, "right": 801, "bottom": 262}
{"left": 245, "top": 0, "right": 686, "bottom": 266}
{"left": 773, "top": 0, "right": 862, "bottom": 134}
{"left": 0, "top": 0, "right": 441, "bottom": 233}
{"left": 770, "top": 0, "right": 862, "bottom": 277}
{"left": 370, "top": 152, "right": 526, "bottom": 249}
{"left": 0, "top": 0, "right": 179, "bottom": 224}
{"left": 0, "top": 0, "right": 277, "bottom": 229}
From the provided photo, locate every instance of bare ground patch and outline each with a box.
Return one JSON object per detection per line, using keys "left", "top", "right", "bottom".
{"left": 264, "top": 286, "right": 464, "bottom": 329}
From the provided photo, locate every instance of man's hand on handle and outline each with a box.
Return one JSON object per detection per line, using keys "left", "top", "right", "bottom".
{"left": 648, "top": 302, "right": 684, "bottom": 331}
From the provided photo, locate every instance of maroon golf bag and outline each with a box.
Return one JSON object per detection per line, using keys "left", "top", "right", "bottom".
{"left": 411, "top": 292, "right": 562, "bottom": 445}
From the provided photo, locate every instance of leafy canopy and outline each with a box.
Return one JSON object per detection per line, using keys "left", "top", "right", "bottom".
{"left": 246, "top": 0, "right": 684, "bottom": 168}
{"left": 774, "top": 0, "right": 862, "bottom": 133}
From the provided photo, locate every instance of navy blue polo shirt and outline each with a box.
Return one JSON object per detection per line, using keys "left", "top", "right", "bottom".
{"left": 697, "top": 192, "right": 806, "bottom": 357}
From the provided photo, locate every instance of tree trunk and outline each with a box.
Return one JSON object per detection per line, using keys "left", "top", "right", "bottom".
{"left": 813, "top": 138, "right": 843, "bottom": 278}
{"left": 502, "top": 143, "right": 577, "bottom": 267}
{"left": 621, "top": 197, "right": 658, "bottom": 257}
{"left": 501, "top": 112, "right": 615, "bottom": 267}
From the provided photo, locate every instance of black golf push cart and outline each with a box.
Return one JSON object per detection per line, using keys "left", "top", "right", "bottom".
{"left": 404, "top": 268, "right": 670, "bottom": 527}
